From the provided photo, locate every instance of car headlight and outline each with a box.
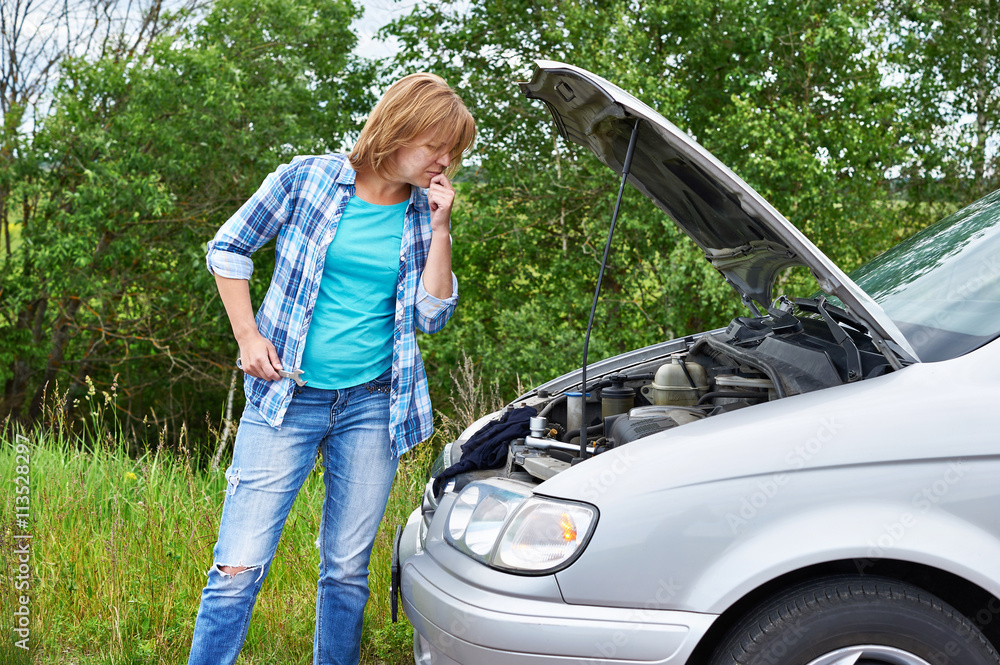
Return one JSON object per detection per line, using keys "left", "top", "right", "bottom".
{"left": 492, "top": 497, "right": 596, "bottom": 572}
{"left": 446, "top": 481, "right": 527, "bottom": 560}
{"left": 444, "top": 480, "right": 598, "bottom": 574}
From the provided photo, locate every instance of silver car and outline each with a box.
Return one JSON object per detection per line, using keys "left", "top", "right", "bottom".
{"left": 391, "top": 61, "right": 1000, "bottom": 665}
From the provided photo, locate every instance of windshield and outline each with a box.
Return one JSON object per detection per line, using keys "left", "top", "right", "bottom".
{"left": 845, "top": 189, "right": 1000, "bottom": 362}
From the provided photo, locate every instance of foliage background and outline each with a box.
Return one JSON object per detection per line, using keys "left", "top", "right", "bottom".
{"left": 0, "top": 0, "right": 998, "bottom": 660}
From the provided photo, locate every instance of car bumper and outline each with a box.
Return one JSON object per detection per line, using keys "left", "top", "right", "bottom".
{"left": 400, "top": 511, "right": 717, "bottom": 665}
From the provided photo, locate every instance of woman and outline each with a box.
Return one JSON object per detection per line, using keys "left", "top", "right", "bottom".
{"left": 188, "top": 73, "right": 475, "bottom": 665}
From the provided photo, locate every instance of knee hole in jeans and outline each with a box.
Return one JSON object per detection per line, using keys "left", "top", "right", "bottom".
{"left": 214, "top": 563, "right": 264, "bottom": 582}
{"left": 218, "top": 564, "right": 249, "bottom": 576}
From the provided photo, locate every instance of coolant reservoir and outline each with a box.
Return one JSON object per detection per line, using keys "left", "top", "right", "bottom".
{"left": 641, "top": 357, "right": 709, "bottom": 406}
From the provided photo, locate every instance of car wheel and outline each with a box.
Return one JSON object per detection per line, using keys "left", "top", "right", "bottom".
{"left": 710, "top": 575, "right": 1000, "bottom": 665}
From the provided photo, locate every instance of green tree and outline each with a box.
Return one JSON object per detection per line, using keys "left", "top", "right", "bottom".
{"left": 892, "top": 0, "right": 1000, "bottom": 203}
{"left": 1, "top": 0, "right": 193, "bottom": 270}
{"left": 1, "top": 0, "right": 374, "bottom": 438}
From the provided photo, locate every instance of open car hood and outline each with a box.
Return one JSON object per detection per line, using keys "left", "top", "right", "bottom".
{"left": 520, "top": 60, "right": 918, "bottom": 361}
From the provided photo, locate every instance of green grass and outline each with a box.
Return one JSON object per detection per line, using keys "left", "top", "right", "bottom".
{"left": 0, "top": 395, "right": 436, "bottom": 664}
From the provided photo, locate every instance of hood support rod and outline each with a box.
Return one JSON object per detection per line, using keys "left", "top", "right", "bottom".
{"left": 576, "top": 117, "right": 641, "bottom": 462}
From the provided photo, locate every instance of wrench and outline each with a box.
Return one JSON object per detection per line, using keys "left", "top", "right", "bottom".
{"left": 236, "top": 358, "right": 308, "bottom": 387}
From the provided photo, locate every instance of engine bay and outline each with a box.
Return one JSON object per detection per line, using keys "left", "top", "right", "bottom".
{"left": 501, "top": 297, "right": 895, "bottom": 483}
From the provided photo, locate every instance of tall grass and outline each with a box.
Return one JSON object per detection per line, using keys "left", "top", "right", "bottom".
{"left": 0, "top": 380, "right": 437, "bottom": 664}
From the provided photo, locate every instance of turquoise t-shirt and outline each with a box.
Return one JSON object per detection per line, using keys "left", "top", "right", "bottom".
{"left": 300, "top": 195, "right": 406, "bottom": 389}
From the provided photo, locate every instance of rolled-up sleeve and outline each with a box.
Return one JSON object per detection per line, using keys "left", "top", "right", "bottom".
{"left": 415, "top": 273, "right": 459, "bottom": 333}
{"left": 206, "top": 161, "right": 298, "bottom": 279}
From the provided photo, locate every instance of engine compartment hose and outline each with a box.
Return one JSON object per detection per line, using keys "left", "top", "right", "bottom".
{"left": 561, "top": 422, "right": 604, "bottom": 443}
{"left": 538, "top": 393, "right": 566, "bottom": 418}
{"left": 678, "top": 360, "right": 697, "bottom": 389}
{"left": 581, "top": 372, "right": 655, "bottom": 394}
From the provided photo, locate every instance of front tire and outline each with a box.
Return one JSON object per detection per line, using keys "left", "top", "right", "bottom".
{"left": 710, "top": 576, "right": 1000, "bottom": 665}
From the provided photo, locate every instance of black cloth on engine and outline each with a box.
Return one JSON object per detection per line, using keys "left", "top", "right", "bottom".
{"left": 431, "top": 405, "right": 538, "bottom": 498}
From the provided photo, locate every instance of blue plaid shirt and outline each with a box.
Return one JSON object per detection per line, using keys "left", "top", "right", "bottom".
{"left": 206, "top": 154, "right": 458, "bottom": 458}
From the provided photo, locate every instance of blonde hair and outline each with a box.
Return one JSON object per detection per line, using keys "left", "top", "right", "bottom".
{"left": 349, "top": 73, "right": 476, "bottom": 180}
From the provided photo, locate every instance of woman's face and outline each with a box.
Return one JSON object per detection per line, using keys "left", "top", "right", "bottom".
{"left": 391, "top": 127, "right": 454, "bottom": 188}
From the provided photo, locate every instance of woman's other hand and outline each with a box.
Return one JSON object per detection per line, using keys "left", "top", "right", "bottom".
{"left": 427, "top": 173, "right": 455, "bottom": 233}
{"left": 238, "top": 333, "right": 284, "bottom": 381}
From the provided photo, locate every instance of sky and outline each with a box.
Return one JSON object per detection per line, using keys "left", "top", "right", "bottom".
{"left": 353, "top": 0, "right": 410, "bottom": 61}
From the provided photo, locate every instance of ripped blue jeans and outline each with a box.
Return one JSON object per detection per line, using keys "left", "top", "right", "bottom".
{"left": 188, "top": 369, "right": 399, "bottom": 665}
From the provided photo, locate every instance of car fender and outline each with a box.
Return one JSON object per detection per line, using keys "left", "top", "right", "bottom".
{"left": 687, "top": 496, "right": 1000, "bottom": 614}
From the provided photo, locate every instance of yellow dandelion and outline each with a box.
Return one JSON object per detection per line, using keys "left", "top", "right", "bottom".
{"left": 125, "top": 472, "right": 138, "bottom": 482}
